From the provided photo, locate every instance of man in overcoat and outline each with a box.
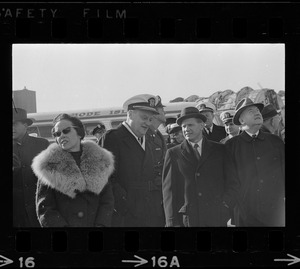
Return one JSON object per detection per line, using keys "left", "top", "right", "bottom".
{"left": 162, "top": 107, "right": 239, "bottom": 227}
{"left": 13, "top": 108, "right": 49, "bottom": 227}
{"left": 102, "top": 94, "right": 165, "bottom": 227}
{"left": 225, "top": 98, "right": 285, "bottom": 226}
{"left": 196, "top": 101, "right": 227, "bottom": 142}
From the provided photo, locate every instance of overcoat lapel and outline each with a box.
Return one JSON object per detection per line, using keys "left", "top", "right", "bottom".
{"left": 197, "top": 137, "right": 214, "bottom": 168}
{"left": 120, "top": 125, "right": 145, "bottom": 154}
{"left": 180, "top": 138, "right": 215, "bottom": 169}
{"left": 180, "top": 140, "right": 197, "bottom": 166}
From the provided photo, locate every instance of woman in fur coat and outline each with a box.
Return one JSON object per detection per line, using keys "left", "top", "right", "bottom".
{"left": 32, "top": 114, "right": 115, "bottom": 227}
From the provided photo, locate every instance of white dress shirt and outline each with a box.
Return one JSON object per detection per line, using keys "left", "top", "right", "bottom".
{"left": 122, "top": 122, "right": 145, "bottom": 150}
{"left": 190, "top": 139, "right": 203, "bottom": 156}
{"left": 245, "top": 130, "right": 259, "bottom": 138}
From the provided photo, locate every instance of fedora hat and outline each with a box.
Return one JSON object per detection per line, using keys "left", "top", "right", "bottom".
{"left": 13, "top": 108, "right": 33, "bottom": 126}
{"left": 177, "top": 107, "right": 207, "bottom": 126}
{"left": 233, "top": 98, "right": 264, "bottom": 126}
{"left": 261, "top": 104, "right": 279, "bottom": 121}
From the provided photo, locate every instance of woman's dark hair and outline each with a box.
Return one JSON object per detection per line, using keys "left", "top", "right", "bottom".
{"left": 52, "top": 113, "right": 85, "bottom": 140}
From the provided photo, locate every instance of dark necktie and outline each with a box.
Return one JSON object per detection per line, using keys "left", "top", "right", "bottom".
{"left": 194, "top": 143, "right": 201, "bottom": 161}
{"left": 206, "top": 128, "right": 211, "bottom": 135}
{"left": 138, "top": 137, "right": 143, "bottom": 145}
{"left": 252, "top": 134, "right": 257, "bottom": 141}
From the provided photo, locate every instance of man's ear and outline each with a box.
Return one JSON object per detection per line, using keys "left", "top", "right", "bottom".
{"left": 239, "top": 116, "right": 244, "bottom": 125}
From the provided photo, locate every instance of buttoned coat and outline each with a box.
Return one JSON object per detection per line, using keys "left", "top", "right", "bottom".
{"left": 202, "top": 123, "right": 227, "bottom": 142}
{"left": 225, "top": 131, "right": 285, "bottom": 226}
{"left": 13, "top": 134, "right": 49, "bottom": 227}
{"left": 31, "top": 141, "right": 115, "bottom": 227}
{"left": 162, "top": 137, "right": 239, "bottom": 227}
{"left": 102, "top": 124, "right": 165, "bottom": 227}
{"left": 146, "top": 128, "right": 167, "bottom": 186}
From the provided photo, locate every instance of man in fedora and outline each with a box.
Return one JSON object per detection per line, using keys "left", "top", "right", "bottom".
{"left": 196, "top": 101, "right": 227, "bottom": 142}
{"left": 260, "top": 104, "right": 282, "bottom": 136}
{"left": 13, "top": 107, "right": 49, "bottom": 227}
{"left": 162, "top": 107, "right": 239, "bottom": 227}
{"left": 102, "top": 94, "right": 165, "bottom": 227}
{"left": 225, "top": 98, "right": 285, "bottom": 226}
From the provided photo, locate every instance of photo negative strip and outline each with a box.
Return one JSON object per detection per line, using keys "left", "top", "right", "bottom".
{"left": 3, "top": 1, "right": 300, "bottom": 268}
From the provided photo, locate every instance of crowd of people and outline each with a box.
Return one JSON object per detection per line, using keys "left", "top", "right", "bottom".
{"left": 12, "top": 93, "right": 285, "bottom": 227}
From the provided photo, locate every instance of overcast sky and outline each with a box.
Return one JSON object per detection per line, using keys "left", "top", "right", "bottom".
{"left": 13, "top": 44, "right": 284, "bottom": 113}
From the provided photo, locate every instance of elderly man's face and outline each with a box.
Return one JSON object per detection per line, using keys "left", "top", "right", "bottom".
{"left": 239, "top": 106, "right": 263, "bottom": 127}
{"left": 128, "top": 109, "right": 154, "bottom": 137}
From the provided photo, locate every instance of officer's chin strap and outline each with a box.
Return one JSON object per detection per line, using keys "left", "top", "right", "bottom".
{"left": 13, "top": 98, "right": 18, "bottom": 113}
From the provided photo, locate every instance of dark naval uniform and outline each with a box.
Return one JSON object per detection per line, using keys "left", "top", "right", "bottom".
{"left": 102, "top": 124, "right": 165, "bottom": 227}
{"left": 146, "top": 127, "right": 167, "bottom": 226}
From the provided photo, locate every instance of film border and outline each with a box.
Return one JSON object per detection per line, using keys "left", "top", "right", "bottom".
{"left": 2, "top": 2, "right": 300, "bottom": 268}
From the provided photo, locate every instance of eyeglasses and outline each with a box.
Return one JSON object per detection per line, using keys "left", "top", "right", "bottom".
{"left": 52, "top": 126, "right": 77, "bottom": 138}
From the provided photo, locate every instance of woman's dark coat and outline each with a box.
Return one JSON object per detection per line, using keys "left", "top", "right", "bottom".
{"left": 225, "top": 131, "right": 285, "bottom": 226}
{"left": 162, "top": 137, "right": 239, "bottom": 227}
{"left": 32, "top": 140, "right": 115, "bottom": 227}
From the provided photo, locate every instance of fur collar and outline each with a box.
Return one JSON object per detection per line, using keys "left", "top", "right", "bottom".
{"left": 32, "top": 140, "right": 114, "bottom": 198}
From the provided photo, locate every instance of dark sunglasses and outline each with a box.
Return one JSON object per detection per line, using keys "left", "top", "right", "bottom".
{"left": 52, "top": 126, "right": 77, "bottom": 138}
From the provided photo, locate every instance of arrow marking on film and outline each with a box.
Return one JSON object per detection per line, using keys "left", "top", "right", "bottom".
{"left": 274, "top": 253, "right": 300, "bottom": 266}
{"left": 0, "top": 255, "right": 14, "bottom": 268}
{"left": 122, "top": 255, "right": 148, "bottom": 267}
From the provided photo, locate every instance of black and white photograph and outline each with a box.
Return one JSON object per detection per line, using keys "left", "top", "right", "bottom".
{"left": 12, "top": 44, "right": 285, "bottom": 228}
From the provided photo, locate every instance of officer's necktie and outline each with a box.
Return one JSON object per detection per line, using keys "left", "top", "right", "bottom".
{"left": 252, "top": 134, "right": 257, "bottom": 141}
{"left": 138, "top": 136, "right": 143, "bottom": 145}
{"left": 194, "top": 143, "right": 201, "bottom": 161}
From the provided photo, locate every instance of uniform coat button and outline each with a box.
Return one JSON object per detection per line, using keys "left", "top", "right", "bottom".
{"left": 196, "top": 173, "right": 200, "bottom": 177}
{"left": 257, "top": 157, "right": 260, "bottom": 160}
{"left": 198, "top": 192, "right": 202, "bottom": 197}
{"left": 77, "top": 211, "right": 84, "bottom": 218}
